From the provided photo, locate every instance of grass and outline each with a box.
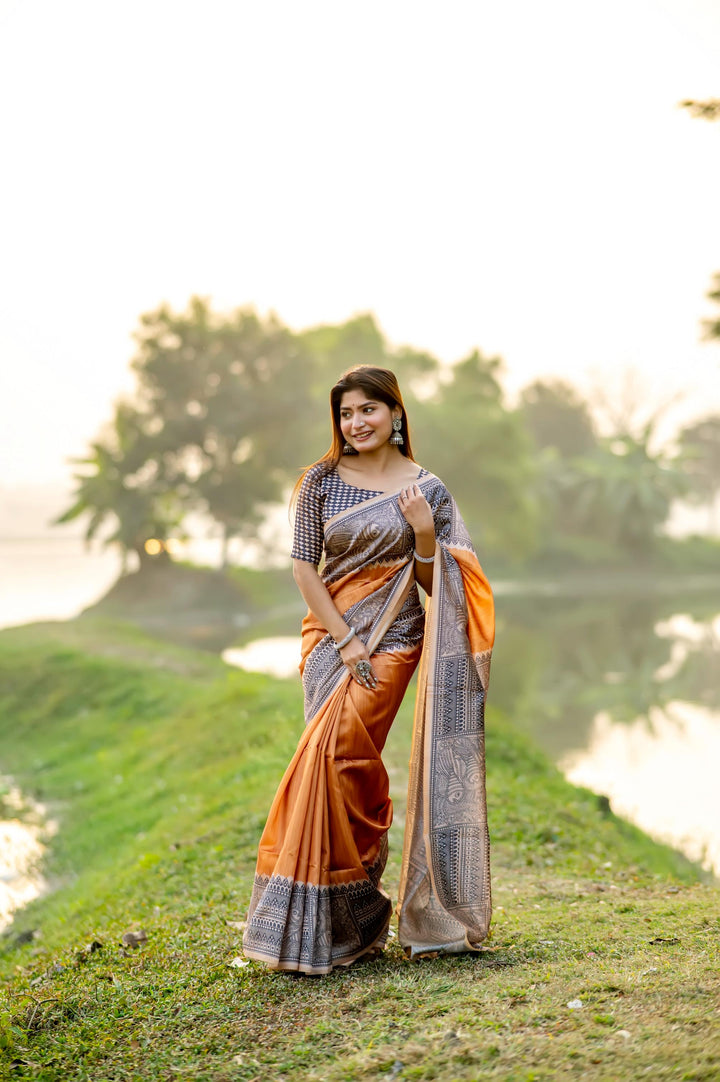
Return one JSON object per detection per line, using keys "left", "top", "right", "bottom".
{"left": 0, "top": 618, "right": 718, "bottom": 1081}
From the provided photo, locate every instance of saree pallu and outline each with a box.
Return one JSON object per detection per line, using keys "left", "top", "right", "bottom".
{"left": 242, "top": 476, "right": 494, "bottom": 973}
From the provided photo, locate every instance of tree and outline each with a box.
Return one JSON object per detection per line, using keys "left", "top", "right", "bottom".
{"left": 55, "top": 402, "right": 184, "bottom": 569}
{"left": 129, "top": 298, "right": 316, "bottom": 564}
{"left": 300, "top": 313, "right": 388, "bottom": 393}
{"left": 538, "top": 427, "right": 689, "bottom": 561}
{"left": 681, "top": 98, "right": 720, "bottom": 346}
{"left": 57, "top": 299, "right": 316, "bottom": 569}
{"left": 678, "top": 415, "right": 720, "bottom": 533}
{"left": 702, "top": 273, "right": 720, "bottom": 344}
{"left": 680, "top": 99, "right": 720, "bottom": 120}
{"left": 519, "top": 379, "right": 597, "bottom": 458}
{"left": 411, "top": 351, "right": 539, "bottom": 561}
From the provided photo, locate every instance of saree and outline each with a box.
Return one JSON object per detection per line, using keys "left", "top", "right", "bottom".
{"left": 242, "top": 471, "right": 494, "bottom": 974}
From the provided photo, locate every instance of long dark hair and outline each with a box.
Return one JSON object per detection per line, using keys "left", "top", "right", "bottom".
{"left": 290, "top": 365, "right": 416, "bottom": 510}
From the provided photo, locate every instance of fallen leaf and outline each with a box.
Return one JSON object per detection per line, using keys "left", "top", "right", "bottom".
{"left": 228, "top": 956, "right": 250, "bottom": 968}
{"left": 121, "top": 930, "right": 148, "bottom": 948}
{"left": 616, "top": 1030, "right": 631, "bottom": 1040}
{"left": 225, "top": 920, "right": 247, "bottom": 931}
{"left": 567, "top": 999, "right": 583, "bottom": 1010}
{"left": 650, "top": 937, "right": 679, "bottom": 945}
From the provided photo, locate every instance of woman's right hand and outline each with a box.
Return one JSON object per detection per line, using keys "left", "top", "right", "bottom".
{"left": 339, "top": 635, "right": 378, "bottom": 690}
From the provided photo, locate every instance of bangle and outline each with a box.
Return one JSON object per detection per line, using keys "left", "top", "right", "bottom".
{"left": 413, "top": 550, "right": 435, "bottom": 564}
{"left": 333, "top": 626, "right": 356, "bottom": 650}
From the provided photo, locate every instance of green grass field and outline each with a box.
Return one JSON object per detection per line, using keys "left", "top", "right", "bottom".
{"left": 0, "top": 617, "right": 718, "bottom": 1081}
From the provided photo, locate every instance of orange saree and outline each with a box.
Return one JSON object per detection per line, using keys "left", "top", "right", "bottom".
{"left": 242, "top": 470, "right": 494, "bottom": 973}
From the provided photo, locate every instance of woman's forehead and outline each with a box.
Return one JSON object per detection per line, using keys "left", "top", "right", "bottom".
{"left": 339, "top": 389, "right": 380, "bottom": 409}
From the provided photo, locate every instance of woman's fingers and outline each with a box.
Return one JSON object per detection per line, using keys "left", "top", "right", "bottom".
{"left": 349, "top": 661, "right": 377, "bottom": 689}
{"left": 338, "top": 642, "right": 377, "bottom": 689}
{"left": 398, "top": 485, "right": 434, "bottom": 532}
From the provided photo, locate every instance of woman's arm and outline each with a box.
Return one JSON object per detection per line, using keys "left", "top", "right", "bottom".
{"left": 292, "top": 560, "right": 377, "bottom": 688}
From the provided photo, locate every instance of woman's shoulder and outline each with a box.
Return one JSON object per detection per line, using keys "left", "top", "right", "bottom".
{"left": 417, "top": 467, "right": 451, "bottom": 497}
{"left": 301, "top": 461, "right": 333, "bottom": 488}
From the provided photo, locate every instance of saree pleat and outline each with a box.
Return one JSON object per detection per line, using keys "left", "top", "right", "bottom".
{"left": 242, "top": 475, "right": 494, "bottom": 973}
{"left": 243, "top": 561, "right": 419, "bottom": 974}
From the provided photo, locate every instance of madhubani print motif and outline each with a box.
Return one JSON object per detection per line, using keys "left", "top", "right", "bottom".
{"left": 244, "top": 840, "right": 391, "bottom": 974}
{"left": 425, "top": 544, "right": 491, "bottom": 930}
{"left": 436, "top": 656, "right": 485, "bottom": 736}
{"left": 323, "top": 499, "right": 415, "bottom": 580}
{"left": 397, "top": 511, "right": 493, "bottom": 956}
{"left": 429, "top": 823, "right": 490, "bottom": 911}
{"left": 291, "top": 464, "right": 430, "bottom": 569}
{"left": 301, "top": 566, "right": 418, "bottom": 723}
{"left": 300, "top": 475, "right": 455, "bottom": 722}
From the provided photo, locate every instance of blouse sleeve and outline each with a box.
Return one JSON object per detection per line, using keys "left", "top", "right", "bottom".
{"left": 291, "top": 467, "right": 325, "bottom": 565}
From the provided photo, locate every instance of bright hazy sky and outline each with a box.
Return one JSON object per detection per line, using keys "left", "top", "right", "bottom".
{"left": 2, "top": 0, "right": 720, "bottom": 486}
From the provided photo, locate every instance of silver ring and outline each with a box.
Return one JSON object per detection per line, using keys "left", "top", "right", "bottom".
{"left": 355, "top": 660, "right": 372, "bottom": 680}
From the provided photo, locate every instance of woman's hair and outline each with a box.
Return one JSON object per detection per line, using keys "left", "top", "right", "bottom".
{"left": 290, "top": 365, "right": 415, "bottom": 511}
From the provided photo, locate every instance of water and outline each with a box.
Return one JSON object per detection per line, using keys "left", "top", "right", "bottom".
{"left": 0, "top": 780, "right": 57, "bottom": 933}
{"left": 0, "top": 538, "right": 121, "bottom": 628}
{"left": 223, "top": 592, "right": 720, "bottom": 875}
{"left": 2, "top": 543, "right": 718, "bottom": 909}
{"left": 222, "top": 637, "right": 302, "bottom": 679}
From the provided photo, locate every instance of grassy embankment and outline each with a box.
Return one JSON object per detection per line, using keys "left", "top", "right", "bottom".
{"left": 0, "top": 614, "right": 718, "bottom": 1082}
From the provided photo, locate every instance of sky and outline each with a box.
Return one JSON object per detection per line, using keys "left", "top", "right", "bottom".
{"left": 1, "top": 0, "right": 720, "bottom": 488}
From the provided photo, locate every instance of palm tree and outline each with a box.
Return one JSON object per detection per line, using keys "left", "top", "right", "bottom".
{"left": 54, "top": 404, "right": 183, "bottom": 570}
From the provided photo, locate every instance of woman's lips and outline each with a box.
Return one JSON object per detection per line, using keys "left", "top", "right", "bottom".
{"left": 353, "top": 431, "right": 373, "bottom": 441}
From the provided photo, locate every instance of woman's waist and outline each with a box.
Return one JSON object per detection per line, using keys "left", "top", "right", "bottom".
{"left": 301, "top": 570, "right": 423, "bottom": 652}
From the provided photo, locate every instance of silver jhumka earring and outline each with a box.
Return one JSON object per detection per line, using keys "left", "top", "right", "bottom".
{"left": 389, "top": 417, "right": 404, "bottom": 446}
{"left": 343, "top": 441, "right": 358, "bottom": 455}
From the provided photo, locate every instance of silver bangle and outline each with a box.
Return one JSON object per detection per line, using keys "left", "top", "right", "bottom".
{"left": 333, "top": 626, "right": 356, "bottom": 651}
{"left": 413, "top": 550, "right": 435, "bottom": 564}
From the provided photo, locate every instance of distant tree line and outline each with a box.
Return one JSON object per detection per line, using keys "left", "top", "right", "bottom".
{"left": 57, "top": 298, "right": 720, "bottom": 572}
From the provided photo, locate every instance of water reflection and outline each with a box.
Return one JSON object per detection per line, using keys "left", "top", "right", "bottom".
{"left": 563, "top": 702, "right": 720, "bottom": 874}
{"left": 224, "top": 590, "right": 720, "bottom": 874}
{"left": 0, "top": 781, "right": 57, "bottom": 933}
{"left": 223, "top": 637, "right": 301, "bottom": 679}
{"left": 492, "top": 592, "right": 720, "bottom": 759}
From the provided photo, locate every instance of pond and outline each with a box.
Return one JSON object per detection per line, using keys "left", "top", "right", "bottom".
{"left": 223, "top": 588, "right": 720, "bottom": 875}
{"left": 0, "top": 779, "right": 57, "bottom": 934}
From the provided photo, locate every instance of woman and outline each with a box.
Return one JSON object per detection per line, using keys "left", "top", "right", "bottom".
{"left": 242, "top": 366, "right": 494, "bottom": 974}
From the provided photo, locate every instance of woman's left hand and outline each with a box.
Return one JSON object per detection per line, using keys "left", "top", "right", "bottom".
{"left": 398, "top": 484, "right": 435, "bottom": 535}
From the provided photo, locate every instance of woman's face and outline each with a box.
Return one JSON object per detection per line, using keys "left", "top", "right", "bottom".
{"left": 338, "top": 389, "right": 400, "bottom": 454}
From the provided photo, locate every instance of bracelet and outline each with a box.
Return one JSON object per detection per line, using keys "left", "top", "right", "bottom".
{"left": 413, "top": 550, "right": 435, "bottom": 563}
{"left": 333, "top": 626, "right": 356, "bottom": 651}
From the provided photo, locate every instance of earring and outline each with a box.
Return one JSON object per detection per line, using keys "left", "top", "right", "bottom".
{"left": 343, "top": 441, "right": 358, "bottom": 455}
{"left": 389, "top": 417, "right": 404, "bottom": 446}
